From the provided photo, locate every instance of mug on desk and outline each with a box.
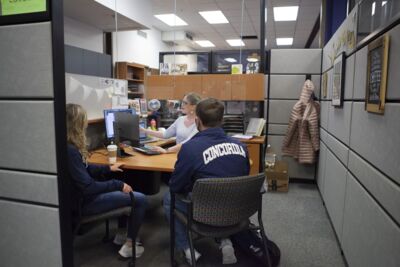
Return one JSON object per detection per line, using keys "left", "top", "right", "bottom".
{"left": 107, "top": 144, "right": 117, "bottom": 164}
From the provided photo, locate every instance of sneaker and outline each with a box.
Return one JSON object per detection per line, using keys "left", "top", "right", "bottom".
{"left": 118, "top": 243, "right": 145, "bottom": 258}
{"left": 113, "top": 231, "right": 127, "bottom": 246}
{"left": 220, "top": 238, "right": 237, "bottom": 264}
{"left": 184, "top": 248, "right": 201, "bottom": 265}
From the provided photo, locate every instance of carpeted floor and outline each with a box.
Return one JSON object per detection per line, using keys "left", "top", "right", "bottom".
{"left": 74, "top": 183, "right": 346, "bottom": 267}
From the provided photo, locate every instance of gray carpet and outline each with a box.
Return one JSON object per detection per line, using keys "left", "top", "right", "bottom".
{"left": 74, "top": 183, "right": 346, "bottom": 267}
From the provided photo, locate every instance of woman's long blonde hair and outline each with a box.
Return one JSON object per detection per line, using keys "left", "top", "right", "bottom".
{"left": 66, "top": 103, "right": 89, "bottom": 162}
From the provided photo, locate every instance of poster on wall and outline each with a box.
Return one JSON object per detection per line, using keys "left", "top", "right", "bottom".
{"left": 331, "top": 52, "right": 345, "bottom": 107}
{"left": 365, "top": 34, "right": 390, "bottom": 114}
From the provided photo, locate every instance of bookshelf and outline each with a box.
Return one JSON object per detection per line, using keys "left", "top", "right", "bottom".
{"left": 115, "top": 62, "right": 146, "bottom": 99}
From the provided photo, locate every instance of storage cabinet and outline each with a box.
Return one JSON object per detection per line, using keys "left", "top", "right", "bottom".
{"left": 145, "top": 74, "right": 264, "bottom": 100}
{"left": 115, "top": 62, "right": 147, "bottom": 99}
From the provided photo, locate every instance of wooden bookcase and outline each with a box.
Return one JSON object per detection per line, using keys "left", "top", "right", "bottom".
{"left": 115, "top": 62, "right": 147, "bottom": 99}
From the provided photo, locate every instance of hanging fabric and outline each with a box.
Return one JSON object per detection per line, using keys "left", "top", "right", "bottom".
{"left": 282, "top": 80, "right": 320, "bottom": 164}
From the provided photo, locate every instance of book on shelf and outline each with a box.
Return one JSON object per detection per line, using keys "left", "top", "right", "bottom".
{"left": 245, "top": 118, "right": 266, "bottom": 136}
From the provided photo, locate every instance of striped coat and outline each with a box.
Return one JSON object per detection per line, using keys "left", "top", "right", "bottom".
{"left": 282, "top": 80, "right": 320, "bottom": 164}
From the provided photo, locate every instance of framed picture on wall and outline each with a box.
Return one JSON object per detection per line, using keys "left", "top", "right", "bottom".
{"left": 331, "top": 52, "right": 345, "bottom": 107}
{"left": 365, "top": 34, "right": 390, "bottom": 114}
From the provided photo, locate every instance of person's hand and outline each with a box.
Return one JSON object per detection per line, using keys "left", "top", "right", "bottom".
{"left": 122, "top": 183, "right": 133, "bottom": 193}
{"left": 149, "top": 145, "right": 167, "bottom": 154}
{"left": 110, "top": 162, "right": 124, "bottom": 172}
{"left": 139, "top": 127, "right": 146, "bottom": 133}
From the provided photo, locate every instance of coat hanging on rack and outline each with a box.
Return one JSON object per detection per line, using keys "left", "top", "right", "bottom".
{"left": 282, "top": 80, "right": 320, "bottom": 164}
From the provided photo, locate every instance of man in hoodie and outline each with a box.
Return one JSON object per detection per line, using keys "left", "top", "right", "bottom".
{"left": 163, "top": 98, "right": 250, "bottom": 265}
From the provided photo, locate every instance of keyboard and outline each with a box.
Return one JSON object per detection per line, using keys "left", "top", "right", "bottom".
{"left": 132, "top": 146, "right": 161, "bottom": 155}
{"left": 139, "top": 137, "right": 159, "bottom": 145}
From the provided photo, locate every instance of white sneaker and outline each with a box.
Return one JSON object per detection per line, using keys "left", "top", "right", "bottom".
{"left": 118, "top": 243, "right": 145, "bottom": 258}
{"left": 184, "top": 248, "right": 201, "bottom": 265}
{"left": 220, "top": 238, "right": 237, "bottom": 264}
{"left": 113, "top": 231, "right": 127, "bottom": 245}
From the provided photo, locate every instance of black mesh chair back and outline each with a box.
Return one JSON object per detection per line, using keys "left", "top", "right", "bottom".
{"left": 191, "top": 173, "right": 265, "bottom": 226}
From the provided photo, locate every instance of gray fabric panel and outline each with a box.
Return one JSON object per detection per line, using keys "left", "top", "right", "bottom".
{"left": 348, "top": 152, "right": 400, "bottom": 224}
{"left": 350, "top": 102, "right": 400, "bottom": 183}
{"left": 323, "top": 150, "right": 348, "bottom": 242}
{"left": 344, "top": 53, "right": 355, "bottom": 99}
{"left": 268, "top": 100, "right": 296, "bottom": 124}
{"left": 342, "top": 174, "right": 400, "bottom": 267}
{"left": 353, "top": 46, "right": 368, "bottom": 99}
{"left": 264, "top": 100, "right": 268, "bottom": 120}
{"left": 0, "top": 170, "right": 58, "bottom": 205}
{"left": 268, "top": 135, "right": 316, "bottom": 180}
{"left": 387, "top": 24, "right": 400, "bottom": 100}
{"left": 0, "top": 101, "right": 57, "bottom": 173}
{"left": 320, "top": 128, "right": 328, "bottom": 143}
{"left": 325, "top": 134, "right": 349, "bottom": 166}
{"left": 270, "top": 49, "right": 322, "bottom": 74}
{"left": 264, "top": 75, "right": 269, "bottom": 98}
{"left": 269, "top": 75, "right": 321, "bottom": 99}
{"left": 320, "top": 101, "right": 330, "bottom": 130}
{"left": 268, "top": 124, "right": 288, "bottom": 135}
{"left": 317, "top": 142, "right": 327, "bottom": 197}
{"left": 0, "top": 200, "right": 62, "bottom": 267}
{"left": 0, "top": 22, "right": 53, "bottom": 98}
{"left": 64, "top": 45, "right": 83, "bottom": 75}
{"left": 83, "top": 49, "right": 99, "bottom": 76}
{"left": 327, "top": 101, "right": 352, "bottom": 145}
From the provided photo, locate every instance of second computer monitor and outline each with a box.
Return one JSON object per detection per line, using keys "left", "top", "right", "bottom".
{"left": 114, "top": 112, "right": 140, "bottom": 147}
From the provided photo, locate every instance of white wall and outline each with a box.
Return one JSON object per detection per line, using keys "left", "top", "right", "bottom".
{"left": 113, "top": 28, "right": 193, "bottom": 69}
{"left": 64, "top": 16, "right": 103, "bottom": 53}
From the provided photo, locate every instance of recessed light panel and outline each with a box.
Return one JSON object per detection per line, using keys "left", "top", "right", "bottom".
{"left": 273, "top": 6, "right": 299, "bottom": 21}
{"left": 195, "top": 40, "right": 215, "bottom": 47}
{"left": 226, "top": 39, "right": 245, "bottom": 47}
{"left": 224, "top": 58, "right": 237, "bottom": 63}
{"left": 276, "top": 38, "right": 293, "bottom": 46}
{"left": 154, "top": 14, "right": 188, "bottom": 26}
{"left": 199, "top": 10, "right": 229, "bottom": 24}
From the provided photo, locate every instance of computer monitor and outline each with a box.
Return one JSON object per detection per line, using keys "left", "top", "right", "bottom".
{"left": 104, "top": 109, "right": 136, "bottom": 140}
{"left": 139, "top": 119, "right": 147, "bottom": 139}
{"left": 114, "top": 112, "right": 140, "bottom": 148}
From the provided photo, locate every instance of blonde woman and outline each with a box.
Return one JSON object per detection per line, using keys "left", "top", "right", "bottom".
{"left": 66, "top": 103, "right": 147, "bottom": 259}
{"left": 141, "top": 92, "right": 202, "bottom": 153}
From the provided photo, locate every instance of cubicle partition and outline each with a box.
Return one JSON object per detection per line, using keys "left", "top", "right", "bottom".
{"left": 0, "top": 1, "right": 72, "bottom": 266}
{"left": 267, "top": 48, "right": 322, "bottom": 180}
{"left": 318, "top": 6, "right": 400, "bottom": 266}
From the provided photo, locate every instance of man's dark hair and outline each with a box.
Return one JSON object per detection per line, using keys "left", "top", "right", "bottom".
{"left": 196, "top": 98, "right": 224, "bottom": 127}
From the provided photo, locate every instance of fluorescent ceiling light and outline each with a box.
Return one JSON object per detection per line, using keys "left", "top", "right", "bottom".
{"left": 372, "top": 2, "right": 376, "bottom": 15}
{"left": 226, "top": 39, "right": 245, "bottom": 47}
{"left": 199, "top": 10, "right": 229, "bottom": 24}
{"left": 276, "top": 37, "right": 293, "bottom": 46}
{"left": 224, "top": 58, "right": 237, "bottom": 63}
{"left": 273, "top": 6, "right": 299, "bottom": 21}
{"left": 154, "top": 14, "right": 187, "bottom": 26}
{"left": 382, "top": 1, "right": 387, "bottom": 6}
{"left": 195, "top": 40, "right": 215, "bottom": 47}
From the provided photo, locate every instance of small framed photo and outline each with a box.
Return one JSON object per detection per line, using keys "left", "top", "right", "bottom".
{"left": 365, "top": 34, "right": 390, "bottom": 114}
{"left": 331, "top": 52, "right": 345, "bottom": 107}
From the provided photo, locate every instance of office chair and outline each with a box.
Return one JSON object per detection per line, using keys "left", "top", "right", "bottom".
{"left": 169, "top": 173, "right": 271, "bottom": 267}
{"left": 72, "top": 191, "right": 136, "bottom": 267}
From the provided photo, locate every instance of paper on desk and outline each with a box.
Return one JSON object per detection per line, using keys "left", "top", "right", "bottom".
{"left": 231, "top": 134, "right": 253, "bottom": 140}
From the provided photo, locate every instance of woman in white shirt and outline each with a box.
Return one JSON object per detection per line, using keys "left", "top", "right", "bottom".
{"left": 141, "top": 92, "right": 201, "bottom": 153}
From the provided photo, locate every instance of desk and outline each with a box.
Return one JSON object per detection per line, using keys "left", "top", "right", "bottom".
{"left": 88, "top": 136, "right": 264, "bottom": 175}
{"left": 233, "top": 136, "right": 265, "bottom": 175}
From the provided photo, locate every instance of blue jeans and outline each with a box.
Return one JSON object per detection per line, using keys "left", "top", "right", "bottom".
{"left": 163, "top": 190, "right": 189, "bottom": 250}
{"left": 83, "top": 191, "right": 147, "bottom": 240}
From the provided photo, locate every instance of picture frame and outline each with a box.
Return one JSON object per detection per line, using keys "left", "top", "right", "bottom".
{"left": 331, "top": 52, "right": 345, "bottom": 107}
{"left": 365, "top": 34, "right": 390, "bottom": 114}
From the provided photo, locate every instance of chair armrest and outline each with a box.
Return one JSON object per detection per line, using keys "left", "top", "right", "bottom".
{"left": 175, "top": 193, "right": 192, "bottom": 204}
{"left": 129, "top": 191, "right": 136, "bottom": 207}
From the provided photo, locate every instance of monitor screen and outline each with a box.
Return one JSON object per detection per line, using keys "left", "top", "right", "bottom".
{"left": 114, "top": 112, "right": 140, "bottom": 147}
{"left": 104, "top": 109, "right": 136, "bottom": 139}
{"left": 139, "top": 120, "right": 147, "bottom": 139}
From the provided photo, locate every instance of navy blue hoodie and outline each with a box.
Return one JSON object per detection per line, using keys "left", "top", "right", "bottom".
{"left": 169, "top": 127, "right": 250, "bottom": 193}
{"left": 67, "top": 144, "right": 124, "bottom": 205}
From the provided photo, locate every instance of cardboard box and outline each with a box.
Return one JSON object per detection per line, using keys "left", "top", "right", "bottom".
{"left": 265, "top": 161, "right": 289, "bottom": 192}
